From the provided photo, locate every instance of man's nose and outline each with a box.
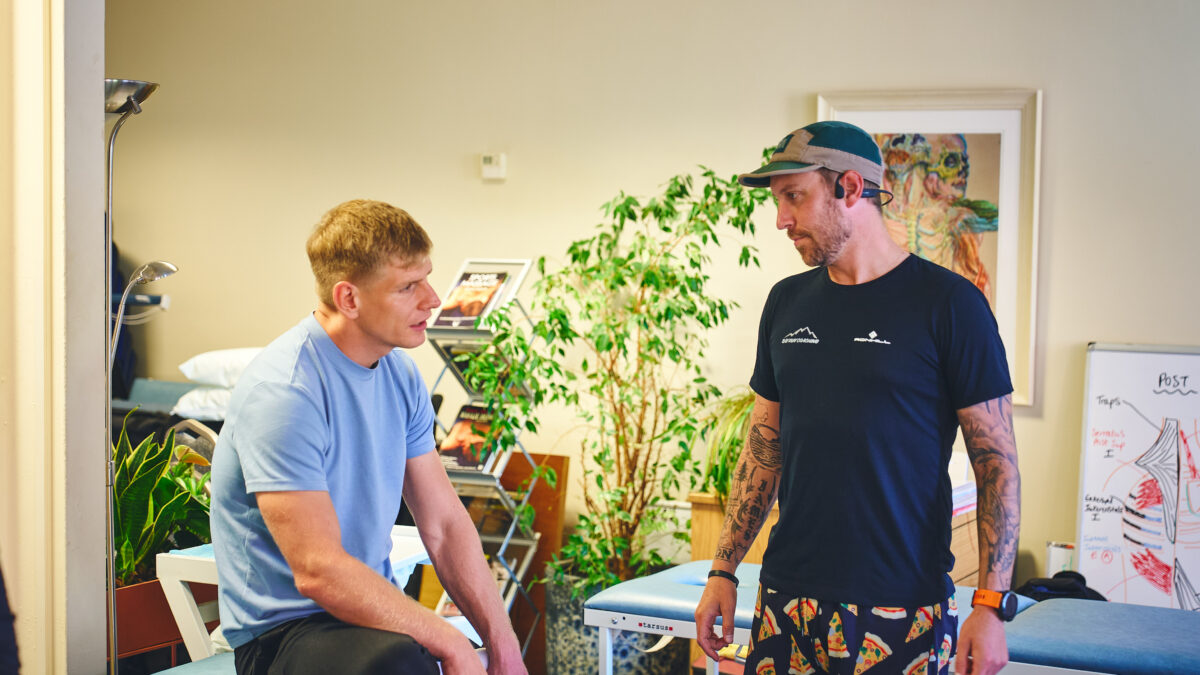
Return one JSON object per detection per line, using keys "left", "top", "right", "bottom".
{"left": 421, "top": 283, "right": 441, "bottom": 310}
{"left": 776, "top": 207, "right": 793, "bottom": 231}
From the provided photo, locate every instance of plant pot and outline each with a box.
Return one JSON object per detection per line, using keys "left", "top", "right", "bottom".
{"left": 543, "top": 568, "right": 688, "bottom": 675}
{"left": 114, "top": 578, "right": 218, "bottom": 657}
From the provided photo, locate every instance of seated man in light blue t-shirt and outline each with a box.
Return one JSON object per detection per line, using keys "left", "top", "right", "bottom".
{"left": 210, "top": 199, "right": 526, "bottom": 675}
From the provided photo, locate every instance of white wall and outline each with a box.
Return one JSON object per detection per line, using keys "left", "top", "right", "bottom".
{"left": 106, "top": 0, "right": 1200, "bottom": 584}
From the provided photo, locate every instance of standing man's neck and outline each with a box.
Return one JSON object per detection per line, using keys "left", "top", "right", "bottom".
{"left": 826, "top": 214, "right": 909, "bottom": 285}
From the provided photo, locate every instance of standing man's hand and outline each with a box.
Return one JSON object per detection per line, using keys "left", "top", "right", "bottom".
{"left": 954, "top": 608, "right": 1008, "bottom": 675}
{"left": 695, "top": 576, "right": 738, "bottom": 661}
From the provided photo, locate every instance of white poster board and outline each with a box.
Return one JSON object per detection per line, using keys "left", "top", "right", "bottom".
{"left": 1077, "top": 343, "right": 1200, "bottom": 610}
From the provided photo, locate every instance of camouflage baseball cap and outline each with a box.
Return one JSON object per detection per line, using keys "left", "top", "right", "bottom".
{"left": 739, "top": 120, "right": 885, "bottom": 188}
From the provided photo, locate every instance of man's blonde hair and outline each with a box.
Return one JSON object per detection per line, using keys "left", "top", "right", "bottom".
{"left": 306, "top": 200, "right": 432, "bottom": 308}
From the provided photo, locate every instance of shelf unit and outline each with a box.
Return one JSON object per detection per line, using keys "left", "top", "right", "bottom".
{"left": 426, "top": 258, "right": 542, "bottom": 654}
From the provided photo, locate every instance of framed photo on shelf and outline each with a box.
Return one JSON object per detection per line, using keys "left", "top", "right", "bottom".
{"left": 817, "top": 90, "right": 1043, "bottom": 406}
{"left": 429, "top": 258, "right": 533, "bottom": 333}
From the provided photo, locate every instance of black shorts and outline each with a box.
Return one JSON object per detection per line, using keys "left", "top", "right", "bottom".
{"left": 234, "top": 612, "right": 439, "bottom": 675}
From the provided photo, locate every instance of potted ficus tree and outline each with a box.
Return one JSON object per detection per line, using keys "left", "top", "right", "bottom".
{"left": 462, "top": 166, "right": 767, "bottom": 674}
{"left": 111, "top": 413, "right": 213, "bottom": 658}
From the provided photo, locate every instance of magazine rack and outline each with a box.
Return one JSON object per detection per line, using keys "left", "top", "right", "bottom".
{"left": 426, "top": 258, "right": 542, "bottom": 653}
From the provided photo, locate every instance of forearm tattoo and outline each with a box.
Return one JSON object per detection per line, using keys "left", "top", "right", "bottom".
{"left": 961, "top": 394, "right": 1021, "bottom": 586}
{"left": 716, "top": 418, "right": 782, "bottom": 564}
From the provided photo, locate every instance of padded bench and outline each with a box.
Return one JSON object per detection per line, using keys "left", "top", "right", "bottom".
{"left": 583, "top": 560, "right": 1199, "bottom": 675}
{"left": 999, "top": 598, "right": 1200, "bottom": 674}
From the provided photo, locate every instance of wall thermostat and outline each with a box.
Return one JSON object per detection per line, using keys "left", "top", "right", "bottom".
{"left": 481, "top": 152, "right": 507, "bottom": 181}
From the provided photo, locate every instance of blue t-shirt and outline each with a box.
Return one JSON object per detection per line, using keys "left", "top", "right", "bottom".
{"left": 750, "top": 255, "right": 1012, "bottom": 607}
{"left": 210, "top": 314, "right": 436, "bottom": 648}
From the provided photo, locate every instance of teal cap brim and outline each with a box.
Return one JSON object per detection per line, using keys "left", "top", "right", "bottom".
{"left": 737, "top": 161, "right": 822, "bottom": 188}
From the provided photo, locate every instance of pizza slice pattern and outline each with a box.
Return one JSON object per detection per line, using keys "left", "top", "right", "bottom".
{"left": 745, "top": 586, "right": 956, "bottom": 675}
{"left": 827, "top": 610, "right": 850, "bottom": 658}
{"left": 789, "top": 636, "right": 815, "bottom": 675}
{"left": 853, "top": 632, "right": 894, "bottom": 674}
{"left": 906, "top": 606, "right": 934, "bottom": 643}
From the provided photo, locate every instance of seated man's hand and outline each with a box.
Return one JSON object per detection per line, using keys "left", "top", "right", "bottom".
{"left": 439, "top": 647, "right": 487, "bottom": 675}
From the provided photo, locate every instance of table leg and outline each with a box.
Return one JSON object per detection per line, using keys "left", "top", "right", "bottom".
{"left": 157, "top": 577, "right": 215, "bottom": 662}
{"left": 597, "top": 627, "right": 614, "bottom": 675}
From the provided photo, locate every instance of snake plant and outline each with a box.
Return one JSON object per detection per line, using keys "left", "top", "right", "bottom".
{"left": 112, "top": 412, "right": 211, "bottom": 586}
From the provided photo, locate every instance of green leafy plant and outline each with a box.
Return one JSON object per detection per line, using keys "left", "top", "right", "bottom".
{"left": 463, "top": 167, "right": 768, "bottom": 593}
{"left": 698, "top": 386, "right": 756, "bottom": 503}
{"left": 113, "top": 412, "right": 211, "bottom": 586}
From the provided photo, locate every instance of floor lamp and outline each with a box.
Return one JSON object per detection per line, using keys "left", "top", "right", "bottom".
{"left": 104, "top": 78, "right": 158, "bottom": 675}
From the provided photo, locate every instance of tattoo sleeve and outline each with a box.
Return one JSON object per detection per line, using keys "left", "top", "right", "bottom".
{"left": 715, "top": 397, "right": 783, "bottom": 565}
{"left": 959, "top": 394, "right": 1021, "bottom": 589}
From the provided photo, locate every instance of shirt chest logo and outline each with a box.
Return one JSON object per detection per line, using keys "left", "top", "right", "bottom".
{"left": 854, "top": 330, "right": 892, "bottom": 345}
{"left": 781, "top": 327, "right": 820, "bottom": 344}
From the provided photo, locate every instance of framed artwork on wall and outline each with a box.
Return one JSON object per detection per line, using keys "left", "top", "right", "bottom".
{"left": 818, "top": 90, "right": 1043, "bottom": 407}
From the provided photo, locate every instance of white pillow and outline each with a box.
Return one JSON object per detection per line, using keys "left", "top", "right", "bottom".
{"left": 178, "top": 347, "right": 262, "bottom": 387}
{"left": 171, "top": 386, "right": 233, "bottom": 421}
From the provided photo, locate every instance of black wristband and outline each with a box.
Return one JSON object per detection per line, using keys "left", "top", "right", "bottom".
{"left": 708, "top": 569, "right": 739, "bottom": 585}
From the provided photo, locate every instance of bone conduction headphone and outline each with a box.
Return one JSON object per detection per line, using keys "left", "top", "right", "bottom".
{"left": 834, "top": 171, "right": 894, "bottom": 206}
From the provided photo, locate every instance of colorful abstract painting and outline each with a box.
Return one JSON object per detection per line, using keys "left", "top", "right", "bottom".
{"left": 875, "top": 132, "right": 1001, "bottom": 307}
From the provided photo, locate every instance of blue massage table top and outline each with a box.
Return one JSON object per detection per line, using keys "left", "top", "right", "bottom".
{"left": 583, "top": 560, "right": 1035, "bottom": 630}
{"left": 113, "top": 377, "right": 198, "bottom": 415}
{"left": 1004, "top": 597, "right": 1200, "bottom": 675}
{"left": 160, "top": 652, "right": 234, "bottom": 674}
{"left": 584, "top": 560, "right": 762, "bottom": 629}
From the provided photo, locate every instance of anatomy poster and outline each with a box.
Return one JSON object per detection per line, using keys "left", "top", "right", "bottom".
{"left": 1078, "top": 344, "right": 1200, "bottom": 610}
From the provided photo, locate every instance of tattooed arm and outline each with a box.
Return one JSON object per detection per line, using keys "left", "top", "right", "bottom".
{"left": 696, "top": 394, "right": 783, "bottom": 660}
{"left": 955, "top": 394, "right": 1020, "bottom": 675}
{"left": 714, "top": 395, "right": 783, "bottom": 568}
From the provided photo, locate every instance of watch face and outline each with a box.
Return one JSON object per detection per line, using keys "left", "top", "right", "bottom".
{"left": 1000, "top": 591, "right": 1019, "bottom": 621}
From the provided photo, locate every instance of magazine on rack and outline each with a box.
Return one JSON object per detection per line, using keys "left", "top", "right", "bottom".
{"left": 431, "top": 271, "right": 509, "bottom": 329}
{"left": 437, "top": 404, "right": 498, "bottom": 473}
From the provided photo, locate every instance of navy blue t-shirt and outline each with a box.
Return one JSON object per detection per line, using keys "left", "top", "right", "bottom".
{"left": 750, "top": 254, "right": 1012, "bottom": 607}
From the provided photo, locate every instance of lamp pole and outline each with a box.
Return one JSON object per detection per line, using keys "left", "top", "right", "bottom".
{"left": 104, "top": 78, "right": 157, "bottom": 675}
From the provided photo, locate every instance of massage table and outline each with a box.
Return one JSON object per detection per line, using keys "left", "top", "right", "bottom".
{"left": 583, "top": 560, "right": 1200, "bottom": 674}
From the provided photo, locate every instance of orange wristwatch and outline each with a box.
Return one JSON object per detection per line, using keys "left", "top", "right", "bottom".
{"left": 971, "top": 589, "right": 1018, "bottom": 621}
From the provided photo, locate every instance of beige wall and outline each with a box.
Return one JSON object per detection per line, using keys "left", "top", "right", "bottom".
{"left": 4, "top": 0, "right": 106, "bottom": 672}
{"left": 106, "top": 0, "right": 1200, "bottom": 584}
{"left": 1, "top": 0, "right": 14, "bottom": 598}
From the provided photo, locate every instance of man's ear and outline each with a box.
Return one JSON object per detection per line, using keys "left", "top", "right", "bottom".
{"left": 330, "top": 280, "right": 360, "bottom": 318}
{"left": 840, "top": 170, "right": 867, "bottom": 206}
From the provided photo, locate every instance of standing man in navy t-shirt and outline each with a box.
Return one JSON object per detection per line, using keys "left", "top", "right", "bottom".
{"left": 695, "top": 122, "right": 1021, "bottom": 675}
{"left": 211, "top": 200, "right": 526, "bottom": 675}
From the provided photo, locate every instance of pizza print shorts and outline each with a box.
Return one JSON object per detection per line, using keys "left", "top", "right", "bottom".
{"left": 744, "top": 585, "right": 958, "bottom": 675}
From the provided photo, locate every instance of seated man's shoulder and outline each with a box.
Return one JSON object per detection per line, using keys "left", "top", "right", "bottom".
{"left": 229, "top": 328, "right": 327, "bottom": 415}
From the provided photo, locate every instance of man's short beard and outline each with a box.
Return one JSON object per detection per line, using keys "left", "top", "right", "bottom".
{"left": 799, "top": 198, "right": 852, "bottom": 267}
